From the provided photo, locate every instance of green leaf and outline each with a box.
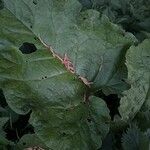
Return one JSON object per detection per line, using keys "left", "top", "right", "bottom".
{"left": 0, "top": 89, "right": 7, "bottom": 108}
{"left": 0, "top": 92, "right": 16, "bottom": 147}
{"left": 3, "top": 0, "right": 137, "bottom": 92}
{"left": 16, "top": 134, "right": 49, "bottom": 150}
{"left": 102, "top": 61, "right": 130, "bottom": 95}
{"left": 0, "top": 117, "right": 8, "bottom": 132}
{"left": 79, "top": 0, "right": 92, "bottom": 9}
{"left": 0, "top": 106, "right": 19, "bottom": 124}
{"left": 0, "top": 0, "right": 4, "bottom": 10}
{"left": 142, "top": 88, "right": 150, "bottom": 111}
{"left": 83, "top": 0, "right": 150, "bottom": 40}
{"left": 119, "top": 39, "right": 150, "bottom": 120}
{"left": 0, "top": 117, "right": 10, "bottom": 145}
{"left": 0, "top": 9, "right": 110, "bottom": 149}
{"left": 122, "top": 124, "right": 150, "bottom": 150}
{"left": 134, "top": 110, "right": 150, "bottom": 132}
{"left": 145, "top": 129, "right": 150, "bottom": 140}
{"left": 30, "top": 96, "right": 110, "bottom": 150}
{"left": 100, "top": 133, "right": 114, "bottom": 150}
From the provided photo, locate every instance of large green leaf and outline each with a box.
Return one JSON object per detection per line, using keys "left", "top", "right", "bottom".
{"left": 3, "top": 0, "right": 137, "bottom": 92}
{"left": 119, "top": 39, "right": 150, "bottom": 120}
{"left": 0, "top": 9, "right": 110, "bottom": 149}
{"left": 30, "top": 96, "right": 110, "bottom": 149}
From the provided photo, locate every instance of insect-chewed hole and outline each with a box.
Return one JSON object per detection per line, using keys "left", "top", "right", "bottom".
{"left": 33, "top": 0, "right": 37, "bottom": 5}
{"left": 87, "top": 118, "right": 92, "bottom": 123}
{"left": 19, "top": 42, "right": 37, "bottom": 54}
{"left": 62, "top": 132, "right": 66, "bottom": 136}
{"left": 121, "top": 79, "right": 125, "bottom": 82}
{"left": 34, "top": 37, "right": 38, "bottom": 40}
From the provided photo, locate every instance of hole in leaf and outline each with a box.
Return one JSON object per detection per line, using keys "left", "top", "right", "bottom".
{"left": 33, "top": 0, "right": 37, "bottom": 5}
{"left": 87, "top": 118, "right": 92, "bottom": 123}
{"left": 34, "top": 37, "right": 38, "bottom": 40}
{"left": 62, "top": 132, "right": 66, "bottom": 136}
{"left": 19, "top": 42, "right": 37, "bottom": 54}
{"left": 121, "top": 79, "right": 125, "bottom": 82}
{"left": 80, "top": 101, "right": 86, "bottom": 105}
{"left": 30, "top": 25, "right": 33, "bottom": 28}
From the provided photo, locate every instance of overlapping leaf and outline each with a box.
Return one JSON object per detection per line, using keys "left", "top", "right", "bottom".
{"left": 0, "top": 9, "right": 110, "bottom": 149}
{"left": 0, "top": 91, "right": 9, "bottom": 148}
{"left": 1, "top": 0, "right": 149, "bottom": 149}
{"left": 122, "top": 124, "right": 150, "bottom": 150}
{"left": 0, "top": 117, "right": 10, "bottom": 146}
{"left": 119, "top": 39, "right": 150, "bottom": 120}
{"left": 16, "top": 134, "right": 49, "bottom": 150}
{"left": 4, "top": 0, "right": 137, "bottom": 93}
{"left": 80, "top": 0, "right": 150, "bottom": 41}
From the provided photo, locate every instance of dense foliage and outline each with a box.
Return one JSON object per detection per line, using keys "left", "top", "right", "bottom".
{"left": 0, "top": 0, "right": 149, "bottom": 149}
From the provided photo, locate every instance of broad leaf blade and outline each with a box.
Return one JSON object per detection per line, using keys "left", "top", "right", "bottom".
{"left": 119, "top": 39, "right": 150, "bottom": 120}
{"left": 0, "top": 9, "right": 110, "bottom": 149}
{"left": 30, "top": 96, "right": 110, "bottom": 150}
{"left": 4, "top": 0, "right": 137, "bottom": 92}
